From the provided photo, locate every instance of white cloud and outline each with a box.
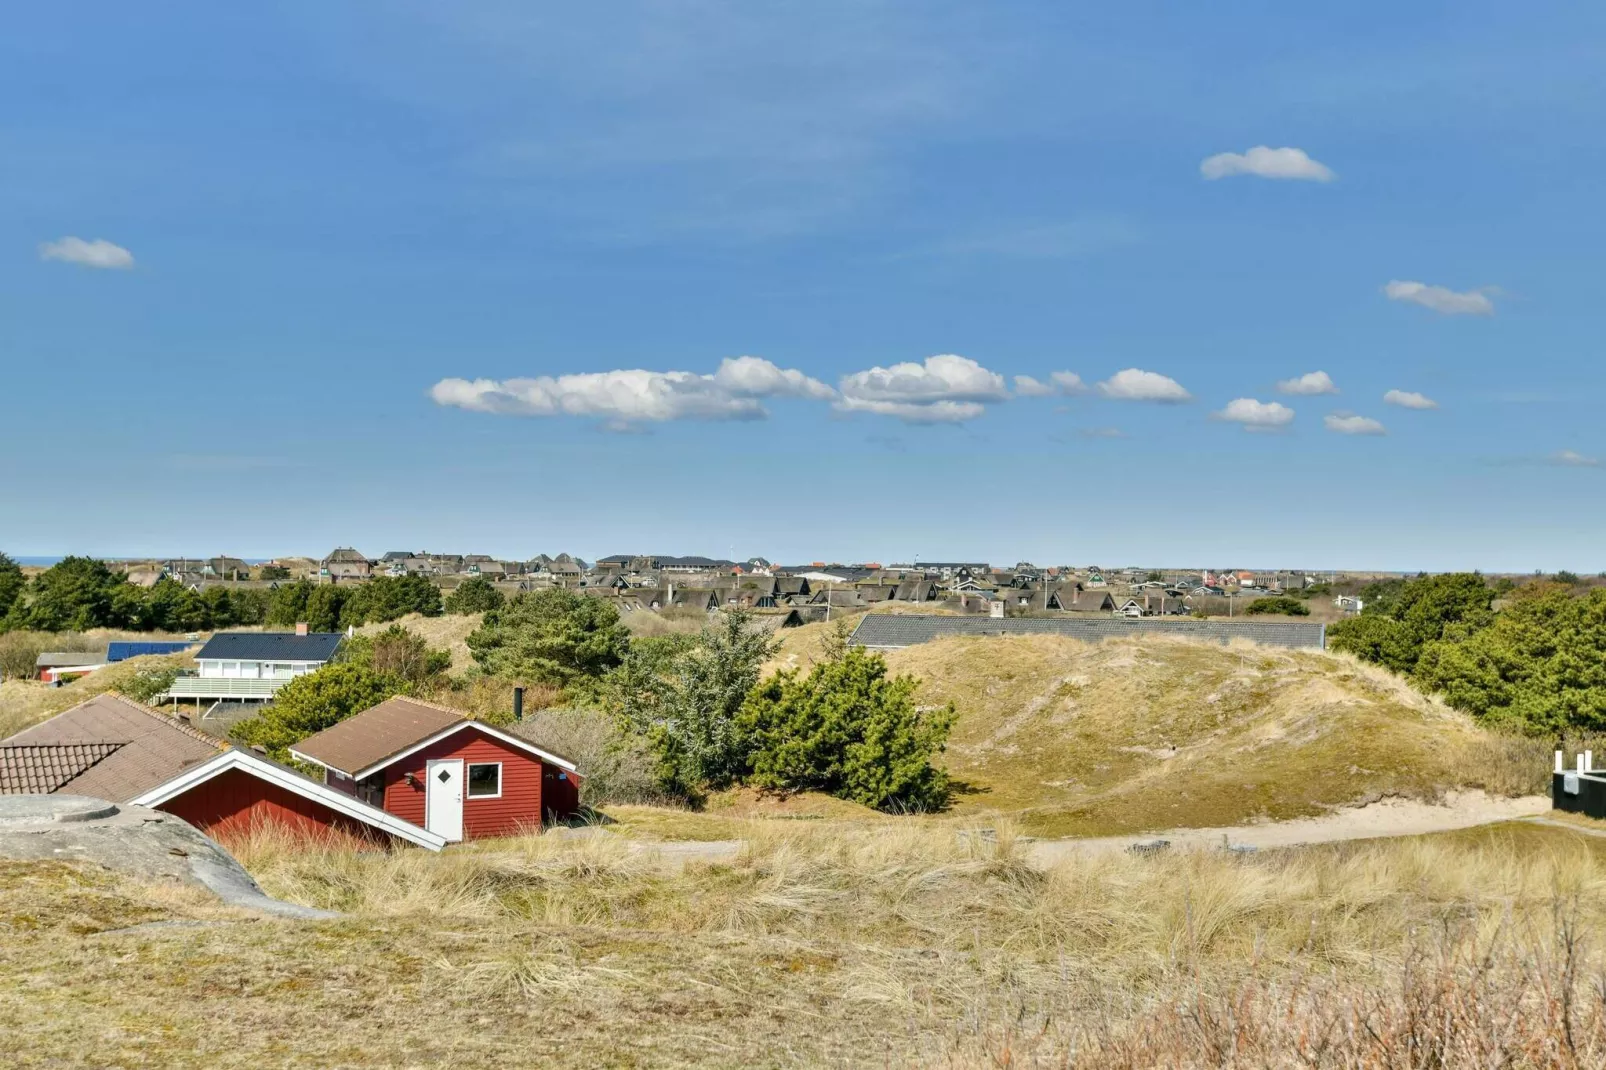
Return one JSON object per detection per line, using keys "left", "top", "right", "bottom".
{"left": 1383, "top": 280, "right": 1495, "bottom": 316}
{"left": 1214, "top": 398, "right": 1294, "bottom": 431}
{"left": 837, "top": 354, "right": 1007, "bottom": 422}
{"left": 1200, "top": 146, "right": 1335, "bottom": 182}
{"left": 1277, "top": 371, "right": 1338, "bottom": 396}
{"left": 430, "top": 356, "right": 832, "bottom": 427}
{"left": 1384, "top": 389, "right": 1439, "bottom": 410}
{"left": 1014, "top": 371, "right": 1085, "bottom": 397}
{"left": 711, "top": 355, "right": 836, "bottom": 400}
{"left": 38, "top": 236, "right": 135, "bottom": 269}
{"left": 1551, "top": 450, "right": 1600, "bottom": 468}
{"left": 1096, "top": 368, "right": 1192, "bottom": 403}
{"left": 1324, "top": 413, "right": 1387, "bottom": 436}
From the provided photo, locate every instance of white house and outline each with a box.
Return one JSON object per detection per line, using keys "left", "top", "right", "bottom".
{"left": 160, "top": 626, "right": 344, "bottom": 704}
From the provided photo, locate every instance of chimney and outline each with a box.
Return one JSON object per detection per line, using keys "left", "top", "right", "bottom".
{"left": 295, "top": 621, "right": 309, "bottom": 637}
{"left": 513, "top": 686, "right": 525, "bottom": 721}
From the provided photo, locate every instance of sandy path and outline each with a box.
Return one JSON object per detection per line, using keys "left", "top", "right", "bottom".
{"left": 1024, "top": 791, "right": 1551, "bottom": 863}
{"left": 607, "top": 792, "right": 1554, "bottom": 870}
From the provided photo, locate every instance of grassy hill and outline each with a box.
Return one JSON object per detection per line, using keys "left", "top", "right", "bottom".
{"left": 882, "top": 635, "right": 1545, "bottom": 836}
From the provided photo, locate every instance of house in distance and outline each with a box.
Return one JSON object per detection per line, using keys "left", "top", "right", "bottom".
{"left": 158, "top": 625, "right": 343, "bottom": 706}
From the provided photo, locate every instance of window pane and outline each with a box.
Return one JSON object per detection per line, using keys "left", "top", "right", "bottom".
{"left": 467, "top": 764, "right": 500, "bottom": 797}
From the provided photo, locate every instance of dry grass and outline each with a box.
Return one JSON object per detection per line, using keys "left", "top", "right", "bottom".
{"left": 882, "top": 634, "right": 1562, "bottom": 836}
{"left": 356, "top": 611, "right": 482, "bottom": 671}
{"left": 621, "top": 607, "right": 714, "bottom": 637}
{"left": 5, "top": 818, "right": 1606, "bottom": 1066}
{"left": 0, "top": 651, "right": 195, "bottom": 738}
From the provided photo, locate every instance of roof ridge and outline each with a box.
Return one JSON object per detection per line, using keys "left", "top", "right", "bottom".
{"left": 388, "top": 694, "right": 470, "bottom": 719}
{"left": 104, "top": 693, "right": 229, "bottom": 750}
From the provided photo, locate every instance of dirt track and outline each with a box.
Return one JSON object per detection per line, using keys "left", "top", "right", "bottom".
{"left": 1024, "top": 791, "right": 1552, "bottom": 863}
{"left": 618, "top": 791, "right": 1555, "bottom": 869}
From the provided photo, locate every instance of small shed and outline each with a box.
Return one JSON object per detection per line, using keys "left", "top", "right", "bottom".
{"left": 289, "top": 696, "right": 582, "bottom": 842}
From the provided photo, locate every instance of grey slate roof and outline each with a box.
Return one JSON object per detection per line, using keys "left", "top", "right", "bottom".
{"left": 194, "top": 631, "right": 344, "bottom": 663}
{"left": 849, "top": 614, "right": 1326, "bottom": 650}
{"left": 35, "top": 651, "right": 108, "bottom": 668}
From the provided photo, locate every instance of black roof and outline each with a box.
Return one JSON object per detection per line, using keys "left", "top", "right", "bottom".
{"left": 195, "top": 631, "right": 344, "bottom": 663}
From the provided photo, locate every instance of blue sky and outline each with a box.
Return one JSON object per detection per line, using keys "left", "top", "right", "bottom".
{"left": 3, "top": 2, "right": 1604, "bottom": 570}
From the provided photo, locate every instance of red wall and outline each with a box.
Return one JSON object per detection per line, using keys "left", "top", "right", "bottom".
{"left": 381, "top": 726, "right": 547, "bottom": 839}
{"left": 158, "top": 768, "right": 395, "bottom": 846}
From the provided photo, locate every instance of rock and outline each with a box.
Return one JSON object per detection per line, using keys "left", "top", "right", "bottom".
{"left": 0, "top": 795, "right": 337, "bottom": 920}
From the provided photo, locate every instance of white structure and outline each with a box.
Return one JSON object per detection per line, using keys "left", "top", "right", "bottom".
{"left": 161, "top": 626, "right": 344, "bottom": 702}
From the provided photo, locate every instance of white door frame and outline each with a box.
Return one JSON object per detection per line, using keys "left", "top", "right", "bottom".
{"left": 424, "top": 758, "right": 465, "bottom": 842}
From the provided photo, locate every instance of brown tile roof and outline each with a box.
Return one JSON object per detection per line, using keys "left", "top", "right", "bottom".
{"left": 290, "top": 696, "right": 467, "bottom": 775}
{"left": 0, "top": 743, "right": 126, "bottom": 794}
{"left": 1, "top": 694, "right": 224, "bottom": 802}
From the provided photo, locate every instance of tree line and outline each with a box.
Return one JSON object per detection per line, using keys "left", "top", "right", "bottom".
{"left": 0, "top": 553, "right": 442, "bottom": 634}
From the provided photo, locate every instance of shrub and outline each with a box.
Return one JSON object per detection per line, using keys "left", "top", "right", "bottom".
{"left": 114, "top": 667, "right": 179, "bottom": 704}
{"left": 232, "top": 663, "right": 404, "bottom": 762}
{"left": 339, "top": 624, "right": 451, "bottom": 686}
{"left": 444, "top": 576, "right": 504, "bottom": 615}
{"left": 1244, "top": 596, "right": 1310, "bottom": 617}
{"left": 467, "top": 589, "right": 630, "bottom": 689}
{"left": 515, "top": 706, "right": 664, "bottom": 806}
{"left": 1414, "top": 587, "right": 1606, "bottom": 734}
{"left": 339, "top": 575, "right": 442, "bottom": 627}
{"left": 1331, "top": 572, "right": 1493, "bottom": 675}
{"left": 611, "top": 611, "right": 778, "bottom": 799}
{"left": 739, "top": 645, "right": 954, "bottom": 811}
{"left": 266, "top": 580, "right": 315, "bottom": 627}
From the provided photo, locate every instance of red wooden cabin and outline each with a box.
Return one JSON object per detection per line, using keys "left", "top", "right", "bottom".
{"left": 289, "top": 696, "right": 582, "bottom": 843}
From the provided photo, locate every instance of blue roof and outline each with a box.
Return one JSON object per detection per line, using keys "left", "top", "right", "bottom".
{"left": 194, "top": 632, "right": 344, "bottom": 663}
{"left": 106, "top": 641, "right": 195, "bottom": 663}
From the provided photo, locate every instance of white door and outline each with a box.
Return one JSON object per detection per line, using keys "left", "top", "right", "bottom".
{"left": 425, "top": 759, "right": 464, "bottom": 842}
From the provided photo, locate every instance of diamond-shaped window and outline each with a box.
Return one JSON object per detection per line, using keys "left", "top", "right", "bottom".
{"left": 436, "top": 769, "right": 451, "bottom": 784}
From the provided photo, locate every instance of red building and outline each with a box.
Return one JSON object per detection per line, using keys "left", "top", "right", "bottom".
{"left": 133, "top": 748, "right": 446, "bottom": 850}
{"left": 2, "top": 695, "right": 445, "bottom": 850}
{"left": 2, "top": 692, "right": 580, "bottom": 851}
{"left": 289, "top": 696, "right": 582, "bottom": 843}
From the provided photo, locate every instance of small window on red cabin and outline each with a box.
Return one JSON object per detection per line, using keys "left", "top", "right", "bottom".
{"left": 467, "top": 763, "right": 501, "bottom": 798}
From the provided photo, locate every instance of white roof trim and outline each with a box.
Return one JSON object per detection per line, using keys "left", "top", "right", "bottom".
{"left": 131, "top": 748, "right": 447, "bottom": 851}
{"left": 293, "top": 719, "right": 579, "bottom": 781}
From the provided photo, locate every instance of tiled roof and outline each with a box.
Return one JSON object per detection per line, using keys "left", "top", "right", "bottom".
{"left": 0, "top": 743, "right": 126, "bottom": 794}
{"left": 194, "top": 631, "right": 344, "bottom": 663}
{"left": 849, "top": 614, "right": 1327, "bottom": 650}
{"left": 1, "top": 694, "right": 224, "bottom": 802}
